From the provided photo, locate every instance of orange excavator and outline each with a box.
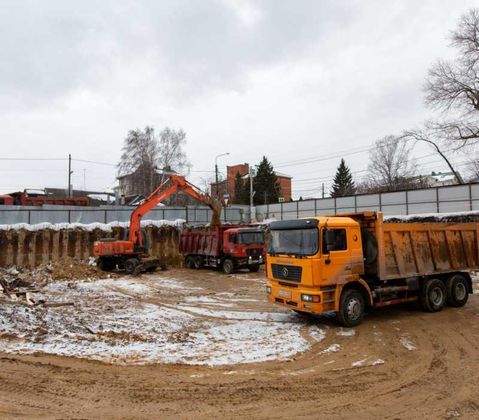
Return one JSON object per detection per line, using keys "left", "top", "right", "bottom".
{"left": 93, "top": 175, "right": 222, "bottom": 274}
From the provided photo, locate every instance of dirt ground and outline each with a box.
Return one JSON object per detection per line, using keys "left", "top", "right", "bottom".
{"left": 1, "top": 268, "right": 479, "bottom": 419}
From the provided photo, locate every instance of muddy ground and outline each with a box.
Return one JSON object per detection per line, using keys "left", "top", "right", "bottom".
{"left": 1, "top": 268, "right": 479, "bottom": 419}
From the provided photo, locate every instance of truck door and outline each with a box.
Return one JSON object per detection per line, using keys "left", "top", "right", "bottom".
{"left": 322, "top": 227, "right": 352, "bottom": 285}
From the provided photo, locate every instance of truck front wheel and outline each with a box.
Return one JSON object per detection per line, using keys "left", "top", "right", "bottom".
{"left": 338, "top": 289, "right": 365, "bottom": 327}
{"left": 249, "top": 264, "right": 260, "bottom": 272}
{"left": 446, "top": 274, "right": 469, "bottom": 307}
{"left": 421, "top": 279, "right": 446, "bottom": 312}
{"left": 222, "top": 259, "right": 234, "bottom": 275}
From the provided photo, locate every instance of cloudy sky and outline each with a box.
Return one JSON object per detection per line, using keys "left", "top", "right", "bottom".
{"left": 1, "top": 0, "right": 477, "bottom": 198}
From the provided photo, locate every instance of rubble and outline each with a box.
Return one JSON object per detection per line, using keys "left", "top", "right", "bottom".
{"left": 0, "top": 258, "right": 117, "bottom": 305}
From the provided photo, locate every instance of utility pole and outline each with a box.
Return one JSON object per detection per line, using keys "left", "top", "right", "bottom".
{"left": 214, "top": 152, "right": 229, "bottom": 198}
{"left": 249, "top": 165, "right": 255, "bottom": 222}
{"left": 68, "top": 154, "right": 73, "bottom": 198}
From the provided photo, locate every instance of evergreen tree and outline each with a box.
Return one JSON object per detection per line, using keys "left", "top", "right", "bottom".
{"left": 233, "top": 172, "right": 250, "bottom": 204}
{"left": 331, "top": 159, "right": 356, "bottom": 197}
{"left": 253, "top": 156, "right": 281, "bottom": 205}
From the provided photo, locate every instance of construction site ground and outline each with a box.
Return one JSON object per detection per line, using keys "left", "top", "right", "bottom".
{"left": 1, "top": 267, "right": 479, "bottom": 419}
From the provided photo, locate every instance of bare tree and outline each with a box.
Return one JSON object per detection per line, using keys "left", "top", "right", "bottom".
{"left": 118, "top": 126, "right": 160, "bottom": 197}
{"left": 118, "top": 126, "right": 191, "bottom": 197}
{"left": 425, "top": 9, "right": 479, "bottom": 120}
{"left": 468, "top": 154, "right": 479, "bottom": 180}
{"left": 157, "top": 127, "right": 191, "bottom": 179}
{"left": 405, "top": 9, "right": 479, "bottom": 182}
{"left": 362, "top": 136, "right": 427, "bottom": 193}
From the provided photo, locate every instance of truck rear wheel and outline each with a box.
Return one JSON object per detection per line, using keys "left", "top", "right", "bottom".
{"left": 125, "top": 258, "right": 139, "bottom": 274}
{"left": 338, "top": 289, "right": 365, "bottom": 327}
{"left": 421, "top": 279, "right": 446, "bottom": 312}
{"left": 222, "top": 259, "right": 234, "bottom": 275}
{"left": 194, "top": 256, "right": 204, "bottom": 269}
{"left": 185, "top": 256, "right": 195, "bottom": 269}
{"left": 446, "top": 274, "right": 469, "bottom": 307}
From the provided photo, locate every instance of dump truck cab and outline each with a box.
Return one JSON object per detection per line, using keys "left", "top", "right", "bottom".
{"left": 222, "top": 226, "right": 265, "bottom": 261}
{"left": 266, "top": 216, "right": 370, "bottom": 320}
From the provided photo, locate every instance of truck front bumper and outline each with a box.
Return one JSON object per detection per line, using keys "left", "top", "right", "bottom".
{"left": 266, "top": 283, "right": 330, "bottom": 314}
{"left": 237, "top": 256, "right": 265, "bottom": 266}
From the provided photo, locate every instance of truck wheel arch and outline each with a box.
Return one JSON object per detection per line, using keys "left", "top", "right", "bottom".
{"left": 336, "top": 279, "right": 373, "bottom": 311}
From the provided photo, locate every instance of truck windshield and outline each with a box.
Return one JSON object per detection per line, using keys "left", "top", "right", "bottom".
{"left": 239, "top": 232, "right": 264, "bottom": 245}
{"left": 269, "top": 228, "right": 319, "bottom": 256}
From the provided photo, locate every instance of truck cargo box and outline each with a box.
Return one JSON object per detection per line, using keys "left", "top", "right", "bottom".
{"left": 358, "top": 212, "right": 479, "bottom": 281}
{"left": 179, "top": 225, "right": 238, "bottom": 257}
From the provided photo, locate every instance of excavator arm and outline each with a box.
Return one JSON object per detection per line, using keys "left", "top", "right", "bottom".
{"left": 129, "top": 175, "right": 222, "bottom": 248}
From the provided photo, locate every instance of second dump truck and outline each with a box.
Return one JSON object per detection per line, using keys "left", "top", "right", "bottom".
{"left": 266, "top": 211, "right": 479, "bottom": 326}
{"left": 180, "top": 225, "right": 266, "bottom": 274}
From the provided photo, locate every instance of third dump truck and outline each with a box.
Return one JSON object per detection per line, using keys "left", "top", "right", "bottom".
{"left": 266, "top": 211, "right": 479, "bottom": 326}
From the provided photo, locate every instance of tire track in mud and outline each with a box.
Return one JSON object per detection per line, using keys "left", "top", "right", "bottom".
{"left": 1, "top": 272, "right": 479, "bottom": 418}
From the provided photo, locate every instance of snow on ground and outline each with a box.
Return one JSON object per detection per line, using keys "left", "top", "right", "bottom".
{"left": 0, "top": 276, "right": 327, "bottom": 366}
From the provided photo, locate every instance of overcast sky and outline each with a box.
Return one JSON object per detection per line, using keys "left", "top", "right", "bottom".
{"left": 1, "top": 0, "right": 477, "bottom": 198}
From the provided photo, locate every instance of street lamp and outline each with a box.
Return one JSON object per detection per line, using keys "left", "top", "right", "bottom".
{"left": 214, "top": 152, "right": 229, "bottom": 198}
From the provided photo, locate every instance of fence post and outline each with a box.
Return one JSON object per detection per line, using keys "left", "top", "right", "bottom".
{"left": 185, "top": 206, "right": 188, "bottom": 224}
{"left": 296, "top": 201, "right": 299, "bottom": 219}
{"left": 379, "top": 193, "right": 382, "bottom": 211}
{"left": 334, "top": 197, "right": 337, "bottom": 215}
{"left": 281, "top": 202, "right": 283, "bottom": 220}
{"left": 314, "top": 199, "right": 317, "bottom": 216}
{"left": 469, "top": 184, "right": 473, "bottom": 211}
{"left": 28, "top": 210, "right": 31, "bottom": 224}
{"left": 68, "top": 210, "right": 71, "bottom": 223}
{"left": 354, "top": 195, "right": 357, "bottom": 213}
{"left": 436, "top": 187, "right": 440, "bottom": 213}
{"left": 405, "top": 190, "right": 409, "bottom": 215}
{"left": 104, "top": 210, "right": 108, "bottom": 224}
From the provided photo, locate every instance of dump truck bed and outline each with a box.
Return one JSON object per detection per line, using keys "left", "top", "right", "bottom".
{"left": 357, "top": 212, "right": 479, "bottom": 281}
{"left": 179, "top": 225, "right": 237, "bottom": 258}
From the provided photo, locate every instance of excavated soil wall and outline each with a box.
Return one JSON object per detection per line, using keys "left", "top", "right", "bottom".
{"left": 0, "top": 226, "right": 182, "bottom": 268}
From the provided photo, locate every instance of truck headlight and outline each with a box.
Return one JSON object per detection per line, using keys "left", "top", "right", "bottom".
{"left": 301, "top": 294, "right": 320, "bottom": 303}
{"left": 266, "top": 286, "right": 272, "bottom": 294}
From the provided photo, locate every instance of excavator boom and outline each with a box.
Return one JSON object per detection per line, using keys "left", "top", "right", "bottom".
{"left": 129, "top": 175, "right": 221, "bottom": 247}
{"left": 94, "top": 175, "right": 223, "bottom": 274}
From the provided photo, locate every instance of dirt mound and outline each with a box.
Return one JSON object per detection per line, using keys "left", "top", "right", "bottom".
{"left": 0, "top": 258, "right": 116, "bottom": 289}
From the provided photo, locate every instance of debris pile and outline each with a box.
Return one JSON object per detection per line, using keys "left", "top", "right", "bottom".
{"left": 0, "top": 258, "right": 117, "bottom": 305}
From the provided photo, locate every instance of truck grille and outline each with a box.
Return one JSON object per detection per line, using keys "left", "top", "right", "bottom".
{"left": 271, "top": 264, "right": 302, "bottom": 282}
{"left": 246, "top": 248, "right": 263, "bottom": 256}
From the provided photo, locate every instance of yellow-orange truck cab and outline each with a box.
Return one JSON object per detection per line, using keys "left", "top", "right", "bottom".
{"left": 266, "top": 211, "right": 478, "bottom": 326}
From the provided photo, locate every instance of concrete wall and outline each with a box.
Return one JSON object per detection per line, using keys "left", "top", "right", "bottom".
{"left": 0, "top": 225, "right": 182, "bottom": 268}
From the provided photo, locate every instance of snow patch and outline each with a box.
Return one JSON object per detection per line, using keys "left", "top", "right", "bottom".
{"left": 352, "top": 358, "right": 368, "bottom": 367}
{"left": 400, "top": 336, "right": 416, "bottom": 351}
{"left": 319, "top": 344, "right": 340, "bottom": 354}
{"left": 336, "top": 328, "right": 355, "bottom": 337}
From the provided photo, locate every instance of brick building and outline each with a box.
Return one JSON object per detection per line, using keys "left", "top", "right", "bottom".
{"left": 211, "top": 163, "right": 292, "bottom": 203}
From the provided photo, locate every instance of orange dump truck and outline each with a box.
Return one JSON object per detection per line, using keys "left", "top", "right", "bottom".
{"left": 266, "top": 211, "right": 479, "bottom": 326}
